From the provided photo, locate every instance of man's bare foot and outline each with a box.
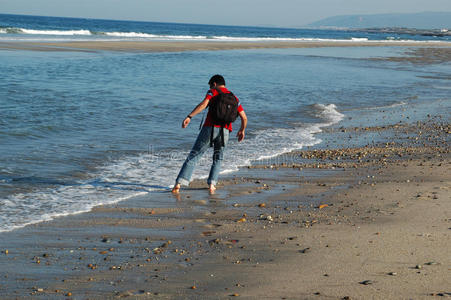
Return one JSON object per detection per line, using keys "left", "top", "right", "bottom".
{"left": 171, "top": 184, "right": 181, "bottom": 194}
{"left": 209, "top": 184, "right": 216, "bottom": 194}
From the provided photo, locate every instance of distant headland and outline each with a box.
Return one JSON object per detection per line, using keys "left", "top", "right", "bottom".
{"left": 306, "top": 12, "right": 451, "bottom": 30}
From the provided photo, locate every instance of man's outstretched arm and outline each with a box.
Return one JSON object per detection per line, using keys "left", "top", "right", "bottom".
{"left": 236, "top": 110, "right": 247, "bottom": 142}
{"left": 182, "top": 98, "right": 209, "bottom": 128}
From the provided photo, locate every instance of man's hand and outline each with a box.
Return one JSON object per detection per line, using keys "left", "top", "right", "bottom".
{"left": 237, "top": 129, "right": 245, "bottom": 142}
{"left": 182, "top": 98, "right": 209, "bottom": 129}
{"left": 237, "top": 110, "right": 247, "bottom": 142}
{"left": 182, "top": 117, "right": 191, "bottom": 128}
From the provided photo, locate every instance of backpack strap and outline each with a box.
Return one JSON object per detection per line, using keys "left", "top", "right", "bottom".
{"left": 199, "top": 111, "right": 205, "bottom": 130}
{"left": 220, "top": 126, "right": 225, "bottom": 147}
{"left": 210, "top": 126, "right": 214, "bottom": 147}
{"left": 216, "top": 87, "right": 234, "bottom": 96}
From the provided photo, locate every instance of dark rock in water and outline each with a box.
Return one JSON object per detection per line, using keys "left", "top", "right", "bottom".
{"left": 431, "top": 292, "right": 451, "bottom": 297}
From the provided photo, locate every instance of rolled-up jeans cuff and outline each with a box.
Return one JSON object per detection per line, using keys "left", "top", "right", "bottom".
{"left": 176, "top": 178, "right": 190, "bottom": 186}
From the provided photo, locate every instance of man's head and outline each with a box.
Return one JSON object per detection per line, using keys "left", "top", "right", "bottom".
{"left": 208, "top": 74, "right": 225, "bottom": 88}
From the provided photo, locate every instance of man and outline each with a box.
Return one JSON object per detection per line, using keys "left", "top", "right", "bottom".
{"left": 172, "top": 74, "right": 247, "bottom": 194}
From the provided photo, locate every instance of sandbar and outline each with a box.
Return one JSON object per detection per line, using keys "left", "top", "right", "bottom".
{"left": 0, "top": 40, "right": 451, "bottom": 53}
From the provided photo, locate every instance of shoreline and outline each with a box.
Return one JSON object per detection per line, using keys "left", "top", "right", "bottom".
{"left": 1, "top": 40, "right": 451, "bottom": 53}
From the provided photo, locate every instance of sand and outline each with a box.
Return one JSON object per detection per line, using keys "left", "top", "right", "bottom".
{"left": 0, "top": 114, "right": 449, "bottom": 299}
{"left": 0, "top": 40, "right": 451, "bottom": 53}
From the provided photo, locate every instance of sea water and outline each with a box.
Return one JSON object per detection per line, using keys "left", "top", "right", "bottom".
{"left": 1, "top": 13, "right": 450, "bottom": 42}
{"left": 0, "top": 15, "right": 450, "bottom": 232}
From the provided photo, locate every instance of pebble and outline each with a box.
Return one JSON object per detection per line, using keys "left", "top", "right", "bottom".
{"left": 388, "top": 272, "right": 397, "bottom": 276}
{"left": 359, "top": 280, "right": 374, "bottom": 285}
{"left": 299, "top": 247, "right": 311, "bottom": 254}
{"left": 194, "top": 200, "right": 207, "bottom": 205}
{"left": 259, "top": 214, "right": 273, "bottom": 221}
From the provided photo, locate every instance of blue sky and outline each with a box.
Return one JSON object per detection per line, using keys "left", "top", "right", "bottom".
{"left": 1, "top": 0, "right": 451, "bottom": 27}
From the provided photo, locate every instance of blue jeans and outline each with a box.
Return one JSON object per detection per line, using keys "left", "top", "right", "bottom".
{"left": 176, "top": 126, "right": 229, "bottom": 186}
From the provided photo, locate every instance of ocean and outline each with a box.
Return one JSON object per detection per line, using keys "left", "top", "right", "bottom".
{"left": 0, "top": 14, "right": 450, "bottom": 232}
{"left": 1, "top": 13, "right": 450, "bottom": 42}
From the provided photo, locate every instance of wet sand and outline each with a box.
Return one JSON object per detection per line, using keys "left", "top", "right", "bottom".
{"left": 371, "top": 47, "right": 451, "bottom": 64}
{"left": 1, "top": 40, "right": 451, "bottom": 53}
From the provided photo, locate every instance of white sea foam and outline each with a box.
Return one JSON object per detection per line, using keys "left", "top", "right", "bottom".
{"left": 0, "top": 189, "right": 148, "bottom": 232}
{"left": 104, "top": 31, "right": 208, "bottom": 39}
{"left": 0, "top": 103, "right": 344, "bottom": 232}
{"left": 20, "top": 29, "right": 92, "bottom": 36}
{"left": 351, "top": 37, "right": 369, "bottom": 41}
{"left": 311, "top": 104, "right": 345, "bottom": 124}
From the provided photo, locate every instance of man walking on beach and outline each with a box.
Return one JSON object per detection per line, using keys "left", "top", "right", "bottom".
{"left": 172, "top": 75, "right": 247, "bottom": 194}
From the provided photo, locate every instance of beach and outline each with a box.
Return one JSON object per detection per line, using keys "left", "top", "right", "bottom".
{"left": 0, "top": 55, "right": 450, "bottom": 299}
{"left": 1, "top": 22, "right": 451, "bottom": 299}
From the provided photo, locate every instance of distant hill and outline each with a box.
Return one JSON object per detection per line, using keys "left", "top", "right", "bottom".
{"left": 307, "top": 12, "right": 451, "bottom": 29}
